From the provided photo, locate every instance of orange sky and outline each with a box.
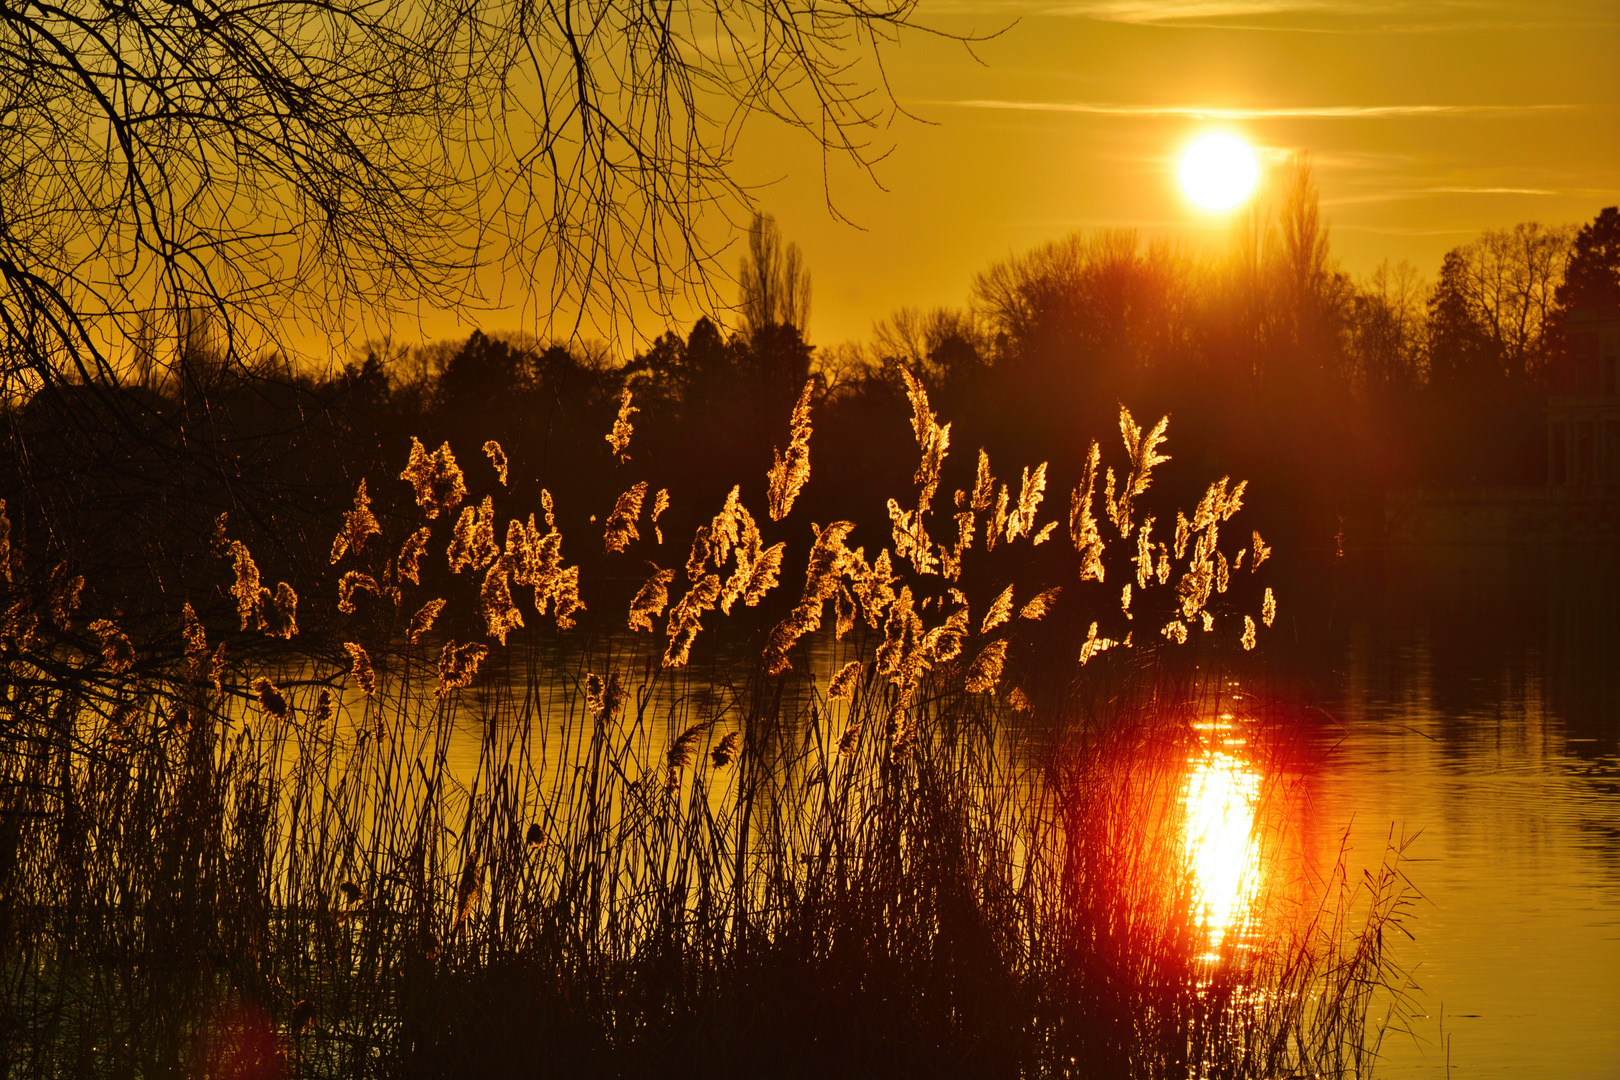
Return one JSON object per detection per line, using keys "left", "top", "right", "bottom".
{"left": 391, "top": 0, "right": 1619, "bottom": 357}
{"left": 713, "top": 0, "right": 1620, "bottom": 347}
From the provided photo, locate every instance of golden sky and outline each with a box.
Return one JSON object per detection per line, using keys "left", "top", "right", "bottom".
{"left": 717, "top": 0, "right": 1619, "bottom": 347}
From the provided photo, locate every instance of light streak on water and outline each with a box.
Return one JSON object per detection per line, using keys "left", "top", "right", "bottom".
{"left": 1183, "top": 718, "right": 1263, "bottom": 957}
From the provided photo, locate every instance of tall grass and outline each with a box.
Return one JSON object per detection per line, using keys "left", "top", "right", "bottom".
{"left": 0, "top": 385, "right": 1413, "bottom": 1078}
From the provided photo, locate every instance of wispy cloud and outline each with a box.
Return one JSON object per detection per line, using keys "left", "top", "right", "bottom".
{"left": 1419, "top": 186, "right": 1560, "bottom": 195}
{"left": 994, "top": 0, "right": 1616, "bottom": 33}
{"left": 936, "top": 99, "right": 1577, "bottom": 119}
{"left": 1321, "top": 186, "right": 1562, "bottom": 208}
{"left": 1043, "top": 0, "right": 1354, "bottom": 22}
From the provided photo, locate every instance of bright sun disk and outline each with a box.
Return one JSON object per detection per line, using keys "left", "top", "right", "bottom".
{"left": 1180, "top": 134, "right": 1259, "bottom": 211}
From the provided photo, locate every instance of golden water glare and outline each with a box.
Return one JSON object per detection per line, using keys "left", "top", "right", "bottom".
{"left": 1183, "top": 716, "right": 1264, "bottom": 956}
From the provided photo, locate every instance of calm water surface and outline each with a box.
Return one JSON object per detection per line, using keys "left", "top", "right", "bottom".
{"left": 1293, "top": 548, "right": 1620, "bottom": 1078}
{"left": 434, "top": 545, "right": 1620, "bottom": 1076}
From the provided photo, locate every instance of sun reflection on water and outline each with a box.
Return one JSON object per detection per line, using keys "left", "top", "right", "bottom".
{"left": 1183, "top": 717, "right": 1263, "bottom": 956}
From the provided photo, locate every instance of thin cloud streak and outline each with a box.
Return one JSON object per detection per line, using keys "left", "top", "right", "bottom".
{"left": 1031, "top": 0, "right": 1613, "bottom": 30}
{"left": 1043, "top": 0, "right": 1358, "bottom": 21}
{"left": 936, "top": 99, "right": 1578, "bottom": 119}
{"left": 1321, "top": 189, "right": 1561, "bottom": 209}
{"left": 1422, "top": 186, "right": 1560, "bottom": 195}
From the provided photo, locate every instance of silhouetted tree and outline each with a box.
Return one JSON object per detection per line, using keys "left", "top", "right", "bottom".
{"left": 1426, "top": 250, "right": 1497, "bottom": 388}
{"left": 1554, "top": 206, "right": 1620, "bottom": 313}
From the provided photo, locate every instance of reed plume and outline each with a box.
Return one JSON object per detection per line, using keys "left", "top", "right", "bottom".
{"left": 227, "top": 541, "right": 264, "bottom": 630}
{"left": 900, "top": 368, "right": 951, "bottom": 510}
{"left": 338, "top": 571, "right": 379, "bottom": 615}
{"left": 483, "top": 440, "right": 509, "bottom": 485}
{"left": 1019, "top": 586, "right": 1060, "bottom": 621}
{"left": 398, "top": 527, "right": 432, "bottom": 585}
{"left": 448, "top": 496, "right": 498, "bottom": 574}
{"left": 1252, "top": 531, "right": 1271, "bottom": 570}
{"left": 330, "top": 479, "right": 381, "bottom": 564}
{"left": 344, "top": 642, "right": 377, "bottom": 695}
{"left": 453, "top": 858, "right": 481, "bottom": 930}
{"left": 409, "top": 598, "right": 446, "bottom": 644}
{"left": 981, "top": 585, "right": 1014, "bottom": 635}
{"left": 887, "top": 499, "right": 939, "bottom": 576}
{"left": 1006, "top": 462, "right": 1047, "bottom": 543}
{"left": 848, "top": 548, "right": 897, "bottom": 631}
{"left": 606, "top": 388, "right": 637, "bottom": 463}
{"left": 480, "top": 560, "right": 524, "bottom": 645}
{"left": 270, "top": 582, "right": 299, "bottom": 639}
{"left": 651, "top": 488, "right": 669, "bottom": 545}
{"left": 709, "top": 730, "right": 741, "bottom": 768}
{"left": 400, "top": 437, "right": 467, "bottom": 520}
{"left": 602, "top": 482, "right": 648, "bottom": 553}
{"left": 1161, "top": 620, "right": 1189, "bottom": 645}
{"left": 1134, "top": 516, "right": 1156, "bottom": 589}
{"left": 585, "top": 670, "right": 628, "bottom": 722}
{"left": 736, "top": 542, "right": 785, "bottom": 613}
{"left": 665, "top": 720, "right": 711, "bottom": 789}
{"left": 971, "top": 450, "right": 994, "bottom": 512}
{"left": 1079, "top": 620, "right": 1115, "bottom": 665}
{"left": 764, "top": 521, "right": 861, "bottom": 674}
{"left": 506, "top": 505, "right": 583, "bottom": 629}
{"left": 919, "top": 602, "right": 969, "bottom": 665}
{"left": 1242, "top": 614, "right": 1258, "bottom": 650}
{"left": 767, "top": 379, "right": 814, "bottom": 521}
{"left": 208, "top": 643, "right": 227, "bottom": 693}
{"left": 312, "top": 687, "right": 333, "bottom": 728}
{"left": 827, "top": 660, "right": 864, "bottom": 701}
{"left": 181, "top": 603, "right": 208, "bottom": 682}
{"left": 87, "top": 618, "right": 135, "bottom": 674}
{"left": 663, "top": 574, "right": 721, "bottom": 667}
{"left": 252, "top": 676, "right": 289, "bottom": 720}
{"left": 628, "top": 566, "right": 675, "bottom": 632}
{"left": 1262, "top": 586, "right": 1277, "bottom": 627}
{"left": 965, "top": 637, "right": 1008, "bottom": 694}
{"left": 1108, "top": 407, "right": 1171, "bottom": 538}
{"left": 436, "top": 641, "right": 488, "bottom": 697}
{"left": 1069, "top": 440, "right": 1106, "bottom": 582}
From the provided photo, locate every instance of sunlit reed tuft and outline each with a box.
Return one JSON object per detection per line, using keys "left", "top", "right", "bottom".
{"left": 338, "top": 570, "right": 379, "bottom": 615}
{"left": 251, "top": 676, "right": 289, "bottom": 719}
{"left": 766, "top": 379, "right": 814, "bottom": 520}
{"left": 400, "top": 437, "right": 467, "bottom": 520}
{"left": 605, "top": 388, "right": 637, "bottom": 463}
{"left": 483, "top": 439, "right": 509, "bottom": 485}
{"left": 344, "top": 642, "right": 376, "bottom": 695}
{"left": 87, "top": 618, "right": 136, "bottom": 674}
{"left": 436, "top": 640, "right": 487, "bottom": 697}
{"left": 602, "top": 481, "right": 648, "bottom": 553}
{"left": 709, "top": 730, "right": 741, "bottom": 768}
{"left": 409, "top": 598, "right": 446, "bottom": 644}
{"left": 330, "top": 479, "right": 381, "bottom": 564}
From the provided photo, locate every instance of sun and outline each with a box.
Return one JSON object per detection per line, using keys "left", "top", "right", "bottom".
{"left": 1180, "top": 134, "right": 1259, "bottom": 211}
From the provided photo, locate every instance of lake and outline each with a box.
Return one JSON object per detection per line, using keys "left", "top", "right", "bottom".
{"left": 429, "top": 541, "right": 1620, "bottom": 1077}
{"left": 1287, "top": 546, "right": 1620, "bottom": 1077}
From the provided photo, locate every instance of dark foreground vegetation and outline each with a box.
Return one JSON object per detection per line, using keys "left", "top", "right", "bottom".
{"left": 1, "top": 330, "right": 1416, "bottom": 1076}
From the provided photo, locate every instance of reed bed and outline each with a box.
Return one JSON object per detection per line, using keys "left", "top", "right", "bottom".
{"left": 0, "top": 380, "right": 1413, "bottom": 1078}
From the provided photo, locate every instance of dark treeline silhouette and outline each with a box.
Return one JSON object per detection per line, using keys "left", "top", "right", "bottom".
{"left": 6, "top": 195, "right": 1618, "bottom": 645}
